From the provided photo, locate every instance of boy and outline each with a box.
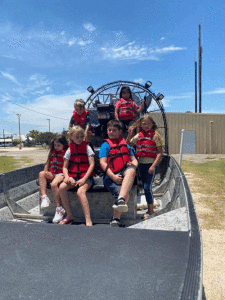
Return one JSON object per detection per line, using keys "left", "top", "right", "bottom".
{"left": 68, "top": 99, "right": 92, "bottom": 142}
{"left": 99, "top": 119, "right": 138, "bottom": 227}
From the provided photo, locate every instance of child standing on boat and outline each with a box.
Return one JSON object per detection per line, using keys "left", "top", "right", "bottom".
{"left": 127, "top": 114, "right": 163, "bottom": 218}
{"left": 39, "top": 135, "right": 68, "bottom": 223}
{"left": 99, "top": 119, "right": 138, "bottom": 227}
{"left": 114, "top": 86, "right": 145, "bottom": 132}
{"left": 68, "top": 99, "right": 92, "bottom": 142}
{"left": 58, "top": 126, "right": 94, "bottom": 226}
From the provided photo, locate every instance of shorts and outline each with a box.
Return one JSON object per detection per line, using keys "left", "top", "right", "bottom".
{"left": 103, "top": 166, "right": 136, "bottom": 200}
{"left": 69, "top": 176, "right": 94, "bottom": 187}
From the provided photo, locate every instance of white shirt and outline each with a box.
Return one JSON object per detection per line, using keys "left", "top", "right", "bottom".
{"left": 64, "top": 145, "right": 94, "bottom": 160}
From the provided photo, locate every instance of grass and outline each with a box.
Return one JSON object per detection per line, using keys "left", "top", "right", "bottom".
{"left": 0, "top": 156, "right": 33, "bottom": 173}
{"left": 181, "top": 159, "right": 225, "bottom": 230}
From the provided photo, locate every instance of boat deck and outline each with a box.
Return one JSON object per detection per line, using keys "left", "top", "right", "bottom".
{"left": 1, "top": 221, "right": 189, "bottom": 300}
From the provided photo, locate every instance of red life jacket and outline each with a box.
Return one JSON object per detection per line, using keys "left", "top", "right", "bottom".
{"left": 136, "top": 130, "right": 157, "bottom": 158}
{"left": 68, "top": 141, "right": 92, "bottom": 179}
{"left": 49, "top": 149, "right": 66, "bottom": 175}
{"left": 105, "top": 138, "right": 131, "bottom": 173}
{"left": 72, "top": 110, "right": 88, "bottom": 128}
{"left": 117, "top": 98, "right": 136, "bottom": 120}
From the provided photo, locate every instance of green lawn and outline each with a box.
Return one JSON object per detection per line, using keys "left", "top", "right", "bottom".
{"left": 182, "top": 159, "right": 225, "bottom": 230}
{"left": 0, "top": 156, "right": 33, "bottom": 173}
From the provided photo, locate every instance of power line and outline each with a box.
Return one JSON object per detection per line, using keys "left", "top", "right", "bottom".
{"left": 0, "top": 96, "right": 68, "bottom": 120}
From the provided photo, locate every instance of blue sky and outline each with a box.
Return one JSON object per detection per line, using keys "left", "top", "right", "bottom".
{"left": 1, "top": 0, "right": 225, "bottom": 137}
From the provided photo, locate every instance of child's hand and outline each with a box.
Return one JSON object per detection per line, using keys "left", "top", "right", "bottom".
{"left": 148, "top": 165, "right": 155, "bottom": 174}
{"left": 128, "top": 126, "right": 135, "bottom": 135}
{"left": 75, "top": 178, "right": 86, "bottom": 187}
{"left": 64, "top": 176, "right": 70, "bottom": 184}
{"left": 113, "top": 174, "right": 123, "bottom": 185}
{"left": 127, "top": 161, "right": 137, "bottom": 168}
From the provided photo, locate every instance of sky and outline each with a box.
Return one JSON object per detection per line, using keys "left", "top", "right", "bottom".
{"left": 1, "top": 0, "right": 225, "bottom": 137}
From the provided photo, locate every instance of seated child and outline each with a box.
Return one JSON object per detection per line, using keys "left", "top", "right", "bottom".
{"left": 38, "top": 135, "right": 68, "bottom": 223}
{"left": 58, "top": 126, "right": 95, "bottom": 226}
{"left": 114, "top": 86, "right": 145, "bottom": 132}
{"left": 68, "top": 99, "right": 92, "bottom": 142}
{"left": 99, "top": 119, "right": 138, "bottom": 227}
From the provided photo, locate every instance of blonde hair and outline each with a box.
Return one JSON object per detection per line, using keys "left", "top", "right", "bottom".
{"left": 68, "top": 126, "right": 85, "bottom": 140}
{"left": 74, "top": 99, "right": 85, "bottom": 109}
{"left": 131, "top": 113, "right": 157, "bottom": 132}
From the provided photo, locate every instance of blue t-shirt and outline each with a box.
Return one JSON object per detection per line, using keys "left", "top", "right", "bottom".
{"left": 99, "top": 141, "right": 134, "bottom": 158}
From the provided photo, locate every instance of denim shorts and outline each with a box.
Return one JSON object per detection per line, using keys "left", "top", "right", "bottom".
{"left": 103, "top": 166, "right": 136, "bottom": 200}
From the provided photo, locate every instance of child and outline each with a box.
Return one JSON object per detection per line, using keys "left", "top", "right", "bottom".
{"left": 38, "top": 135, "right": 68, "bottom": 223}
{"left": 114, "top": 86, "right": 145, "bottom": 131}
{"left": 68, "top": 99, "right": 92, "bottom": 142}
{"left": 99, "top": 119, "right": 138, "bottom": 227}
{"left": 58, "top": 126, "right": 95, "bottom": 226}
{"left": 127, "top": 114, "right": 163, "bottom": 219}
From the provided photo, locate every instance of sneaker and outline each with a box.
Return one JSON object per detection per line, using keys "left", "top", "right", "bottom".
{"left": 52, "top": 207, "right": 66, "bottom": 224}
{"left": 110, "top": 218, "right": 120, "bottom": 227}
{"left": 112, "top": 197, "right": 128, "bottom": 213}
{"left": 40, "top": 195, "right": 51, "bottom": 209}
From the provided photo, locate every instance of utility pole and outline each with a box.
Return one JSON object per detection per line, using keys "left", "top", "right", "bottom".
{"left": 3, "top": 129, "right": 5, "bottom": 148}
{"left": 198, "top": 24, "right": 202, "bottom": 113}
{"left": 47, "top": 119, "right": 50, "bottom": 133}
{"left": 16, "top": 114, "right": 22, "bottom": 149}
{"left": 195, "top": 61, "right": 198, "bottom": 113}
{"left": 47, "top": 119, "right": 51, "bottom": 145}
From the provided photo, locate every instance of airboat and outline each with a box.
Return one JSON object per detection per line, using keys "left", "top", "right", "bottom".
{"left": 0, "top": 80, "right": 202, "bottom": 300}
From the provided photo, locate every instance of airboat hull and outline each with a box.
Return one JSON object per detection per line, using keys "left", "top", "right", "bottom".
{"left": 0, "top": 156, "right": 202, "bottom": 300}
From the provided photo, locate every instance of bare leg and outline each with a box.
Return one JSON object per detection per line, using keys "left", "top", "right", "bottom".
{"left": 39, "top": 170, "right": 54, "bottom": 196}
{"left": 51, "top": 175, "right": 64, "bottom": 207}
{"left": 113, "top": 168, "right": 136, "bottom": 219}
{"left": 142, "top": 204, "right": 154, "bottom": 219}
{"left": 59, "top": 181, "right": 75, "bottom": 221}
{"left": 77, "top": 182, "right": 92, "bottom": 226}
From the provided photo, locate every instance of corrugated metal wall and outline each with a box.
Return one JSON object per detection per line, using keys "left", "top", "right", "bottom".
{"left": 150, "top": 113, "right": 225, "bottom": 154}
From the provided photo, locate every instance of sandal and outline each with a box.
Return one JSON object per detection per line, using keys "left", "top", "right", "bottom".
{"left": 58, "top": 218, "right": 74, "bottom": 225}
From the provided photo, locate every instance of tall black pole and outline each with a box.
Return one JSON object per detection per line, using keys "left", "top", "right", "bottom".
{"left": 195, "top": 61, "right": 198, "bottom": 113}
{"left": 198, "top": 24, "right": 202, "bottom": 113}
{"left": 3, "top": 129, "right": 5, "bottom": 147}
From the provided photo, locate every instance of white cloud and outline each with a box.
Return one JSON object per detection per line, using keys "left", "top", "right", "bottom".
{"left": 134, "top": 78, "right": 145, "bottom": 85}
{"left": 205, "top": 88, "right": 225, "bottom": 95}
{"left": 154, "top": 45, "right": 187, "bottom": 54}
{"left": 160, "top": 37, "right": 165, "bottom": 41}
{"left": 68, "top": 37, "right": 93, "bottom": 47}
{"left": 83, "top": 23, "right": 96, "bottom": 33}
{"left": 4, "top": 90, "right": 90, "bottom": 133}
{"left": 1, "top": 71, "right": 20, "bottom": 85}
{"left": 101, "top": 42, "right": 186, "bottom": 61}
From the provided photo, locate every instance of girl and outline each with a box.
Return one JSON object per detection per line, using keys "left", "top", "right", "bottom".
{"left": 127, "top": 114, "right": 163, "bottom": 219}
{"left": 114, "top": 86, "right": 145, "bottom": 131}
{"left": 58, "top": 126, "right": 95, "bottom": 226}
{"left": 39, "top": 135, "right": 68, "bottom": 223}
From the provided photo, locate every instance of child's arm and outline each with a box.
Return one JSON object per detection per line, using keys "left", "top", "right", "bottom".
{"left": 148, "top": 146, "right": 163, "bottom": 174}
{"left": 84, "top": 124, "right": 91, "bottom": 140}
{"left": 114, "top": 107, "right": 119, "bottom": 121}
{"left": 63, "top": 159, "right": 73, "bottom": 184}
{"left": 137, "top": 101, "right": 145, "bottom": 114}
{"left": 75, "top": 156, "right": 95, "bottom": 187}
{"left": 100, "top": 157, "right": 123, "bottom": 185}
{"left": 126, "top": 126, "right": 136, "bottom": 146}
{"left": 43, "top": 156, "right": 50, "bottom": 171}
{"left": 68, "top": 115, "right": 74, "bottom": 129}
